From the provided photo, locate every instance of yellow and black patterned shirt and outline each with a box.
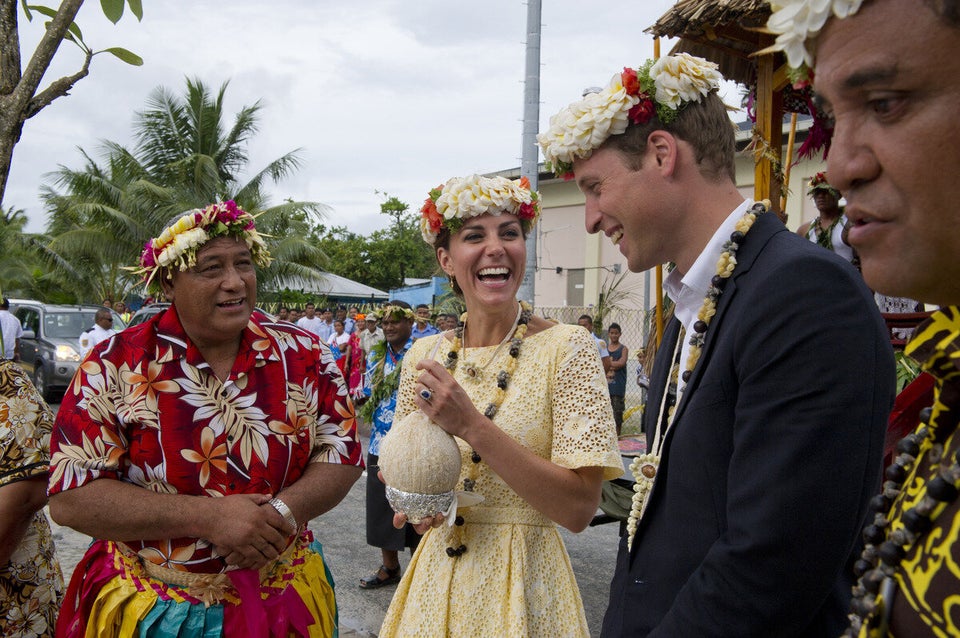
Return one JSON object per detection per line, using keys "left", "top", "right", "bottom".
{"left": 863, "top": 306, "right": 960, "bottom": 637}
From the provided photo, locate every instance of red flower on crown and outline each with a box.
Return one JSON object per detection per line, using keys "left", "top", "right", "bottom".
{"left": 628, "top": 98, "right": 656, "bottom": 125}
{"left": 420, "top": 195, "right": 443, "bottom": 234}
{"left": 621, "top": 67, "right": 640, "bottom": 96}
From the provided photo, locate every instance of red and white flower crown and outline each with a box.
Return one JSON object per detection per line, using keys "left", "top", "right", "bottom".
{"left": 419, "top": 175, "right": 541, "bottom": 246}
{"left": 537, "top": 53, "right": 723, "bottom": 179}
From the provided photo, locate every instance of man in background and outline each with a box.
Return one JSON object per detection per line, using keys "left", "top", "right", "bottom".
{"left": 410, "top": 304, "right": 439, "bottom": 340}
{"left": 796, "top": 172, "right": 854, "bottom": 263}
{"left": 0, "top": 298, "right": 22, "bottom": 362}
{"left": 578, "top": 314, "right": 611, "bottom": 373}
{"left": 360, "top": 313, "right": 385, "bottom": 354}
{"left": 296, "top": 302, "right": 325, "bottom": 336}
{"left": 78, "top": 307, "right": 117, "bottom": 358}
{"left": 358, "top": 303, "right": 420, "bottom": 589}
{"left": 345, "top": 306, "right": 359, "bottom": 334}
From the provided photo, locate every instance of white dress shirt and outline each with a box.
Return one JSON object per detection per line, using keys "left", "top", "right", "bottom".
{"left": 664, "top": 199, "right": 754, "bottom": 396}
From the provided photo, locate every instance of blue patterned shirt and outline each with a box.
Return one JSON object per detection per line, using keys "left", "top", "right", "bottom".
{"left": 363, "top": 337, "right": 413, "bottom": 455}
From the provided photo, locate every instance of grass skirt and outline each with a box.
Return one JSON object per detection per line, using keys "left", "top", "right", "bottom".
{"left": 55, "top": 531, "right": 337, "bottom": 638}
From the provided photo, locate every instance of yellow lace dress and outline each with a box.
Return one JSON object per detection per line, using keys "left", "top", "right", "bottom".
{"left": 379, "top": 324, "right": 622, "bottom": 638}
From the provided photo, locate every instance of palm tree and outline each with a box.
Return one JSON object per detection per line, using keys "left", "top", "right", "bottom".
{"left": 39, "top": 77, "right": 328, "bottom": 300}
{"left": 0, "top": 205, "right": 36, "bottom": 294}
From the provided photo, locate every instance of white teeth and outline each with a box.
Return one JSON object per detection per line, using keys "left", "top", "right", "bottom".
{"left": 478, "top": 267, "right": 509, "bottom": 276}
{"left": 610, "top": 229, "right": 623, "bottom": 246}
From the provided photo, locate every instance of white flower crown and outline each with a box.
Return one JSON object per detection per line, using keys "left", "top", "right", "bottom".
{"left": 537, "top": 53, "right": 723, "bottom": 177}
{"left": 419, "top": 175, "right": 541, "bottom": 246}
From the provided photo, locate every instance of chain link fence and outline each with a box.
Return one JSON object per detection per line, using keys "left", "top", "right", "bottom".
{"left": 536, "top": 305, "right": 660, "bottom": 436}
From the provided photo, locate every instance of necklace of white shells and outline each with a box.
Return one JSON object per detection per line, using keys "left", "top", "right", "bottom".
{"left": 626, "top": 202, "right": 765, "bottom": 550}
{"left": 440, "top": 299, "right": 532, "bottom": 557}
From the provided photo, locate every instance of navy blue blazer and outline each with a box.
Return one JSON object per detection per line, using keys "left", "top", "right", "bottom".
{"left": 602, "top": 211, "right": 895, "bottom": 637}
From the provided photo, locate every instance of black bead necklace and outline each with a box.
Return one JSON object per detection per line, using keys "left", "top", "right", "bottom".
{"left": 844, "top": 406, "right": 960, "bottom": 636}
{"left": 441, "top": 301, "right": 532, "bottom": 558}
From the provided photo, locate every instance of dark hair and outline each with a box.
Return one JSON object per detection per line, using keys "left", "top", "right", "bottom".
{"left": 0, "top": 297, "right": 9, "bottom": 310}
{"left": 608, "top": 322, "right": 622, "bottom": 332}
{"left": 578, "top": 314, "right": 594, "bottom": 324}
{"left": 387, "top": 299, "right": 412, "bottom": 310}
{"left": 416, "top": 303, "right": 430, "bottom": 311}
{"left": 603, "top": 91, "right": 736, "bottom": 183}
{"left": 305, "top": 302, "right": 315, "bottom": 309}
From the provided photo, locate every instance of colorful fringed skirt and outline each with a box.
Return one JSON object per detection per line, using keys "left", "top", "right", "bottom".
{"left": 55, "top": 532, "right": 338, "bottom": 638}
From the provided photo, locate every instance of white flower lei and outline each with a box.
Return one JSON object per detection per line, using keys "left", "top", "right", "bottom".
{"left": 764, "top": 0, "right": 865, "bottom": 69}
{"left": 625, "top": 203, "right": 764, "bottom": 550}
{"left": 537, "top": 53, "right": 722, "bottom": 176}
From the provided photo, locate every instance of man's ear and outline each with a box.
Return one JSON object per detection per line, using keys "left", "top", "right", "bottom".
{"left": 159, "top": 269, "right": 175, "bottom": 302}
{"left": 647, "top": 130, "right": 678, "bottom": 176}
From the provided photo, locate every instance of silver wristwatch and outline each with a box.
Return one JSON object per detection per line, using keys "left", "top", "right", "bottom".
{"left": 268, "top": 497, "right": 298, "bottom": 529}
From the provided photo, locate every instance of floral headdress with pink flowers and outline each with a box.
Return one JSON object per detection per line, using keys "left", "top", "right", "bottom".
{"left": 419, "top": 174, "right": 541, "bottom": 247}
{"left": 133, "top": 200, "right": 272, "bottom": 293}
{"left": 537, "top": 53, "right": 723, "bottom": 179}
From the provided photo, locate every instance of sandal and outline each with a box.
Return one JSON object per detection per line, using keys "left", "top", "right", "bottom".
{"left": 359, "top": 564, "right": 401, "bottom": 589}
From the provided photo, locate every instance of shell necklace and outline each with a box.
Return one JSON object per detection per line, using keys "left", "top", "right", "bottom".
{"left": 441, "top": 300, "right": 532, "bottom": 557}
{"left": 458, "top": 302, "right": 523, "bottom": 381}
{"left": 626, "top": 201, "right": 765, "bottom": 550}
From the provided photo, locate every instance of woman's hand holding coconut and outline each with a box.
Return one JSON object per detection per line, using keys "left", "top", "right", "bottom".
{"left": 386, "top": 359, "right": 488, "bottom": 532}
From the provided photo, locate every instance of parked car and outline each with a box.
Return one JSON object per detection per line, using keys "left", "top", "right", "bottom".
{"left": 127, "top": 302, "right": 171, "bottom": 327}
{"left": 9, "top": 299, "right": 125, "bottom": 402}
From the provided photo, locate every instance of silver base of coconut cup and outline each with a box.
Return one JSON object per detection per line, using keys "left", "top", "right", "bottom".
{"left": 385, "top": 486, "right": 456, "bottom": 524}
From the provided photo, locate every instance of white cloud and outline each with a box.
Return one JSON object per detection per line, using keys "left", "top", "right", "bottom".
{"left": 8, "top": 0, "right": 690, "bottom": 237}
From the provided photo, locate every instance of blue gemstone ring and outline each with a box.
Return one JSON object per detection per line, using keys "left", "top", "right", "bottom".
{"left": 419, "top": 388, "right": 433, "bottom": 401}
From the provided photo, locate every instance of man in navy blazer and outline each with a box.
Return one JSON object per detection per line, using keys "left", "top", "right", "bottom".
{"left": 539, "top": 56, "right": 895, "bottom": 636}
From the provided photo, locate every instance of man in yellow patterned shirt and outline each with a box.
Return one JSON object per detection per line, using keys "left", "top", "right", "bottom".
{"left": 767, "top": 0, "right": 960, "bottom": 635}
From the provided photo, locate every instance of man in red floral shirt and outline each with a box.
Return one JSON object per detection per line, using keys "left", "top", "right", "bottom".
{"left": 48, "top": 201, "right": 363, "bottom": 638}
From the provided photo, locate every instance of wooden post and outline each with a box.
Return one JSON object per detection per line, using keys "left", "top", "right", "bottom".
{"left": 780, "top": 112, "right": 798, "bottom": 217}
{"left": 754, "top": 50, "right": 784, "bottom": 218}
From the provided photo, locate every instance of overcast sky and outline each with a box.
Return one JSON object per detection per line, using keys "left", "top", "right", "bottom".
{"left": 9, "top": 0, "right": 741, "bottom": 236}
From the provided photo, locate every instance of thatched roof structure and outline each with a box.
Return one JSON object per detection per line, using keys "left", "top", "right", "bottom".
{"left": 647, "top": 0, "right": 798, "bottom": 220}
{"left": 647, "top": 0, "right": 774, "bottom": 87}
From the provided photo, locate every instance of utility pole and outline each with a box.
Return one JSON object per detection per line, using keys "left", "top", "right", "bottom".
{"left": 517, "top": 0, "right": 541, "bottom": 304}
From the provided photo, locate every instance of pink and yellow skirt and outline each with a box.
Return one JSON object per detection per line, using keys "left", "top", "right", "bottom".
{"left": 56, "top": 532, "right": 338, "bottom": 638}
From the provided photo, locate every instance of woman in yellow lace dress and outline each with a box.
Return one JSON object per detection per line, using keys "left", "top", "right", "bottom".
{"left": 379, "top": 175, "right": 622, "bottom": 637}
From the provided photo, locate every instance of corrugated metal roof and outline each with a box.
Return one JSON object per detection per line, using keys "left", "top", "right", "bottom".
{"left": 277, "top": 272, "right": 388, "bottom": 300}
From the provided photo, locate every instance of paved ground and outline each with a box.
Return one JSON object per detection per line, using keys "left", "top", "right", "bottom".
{"left": 48, "top": 409, "right": 624, "bottom": 637}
